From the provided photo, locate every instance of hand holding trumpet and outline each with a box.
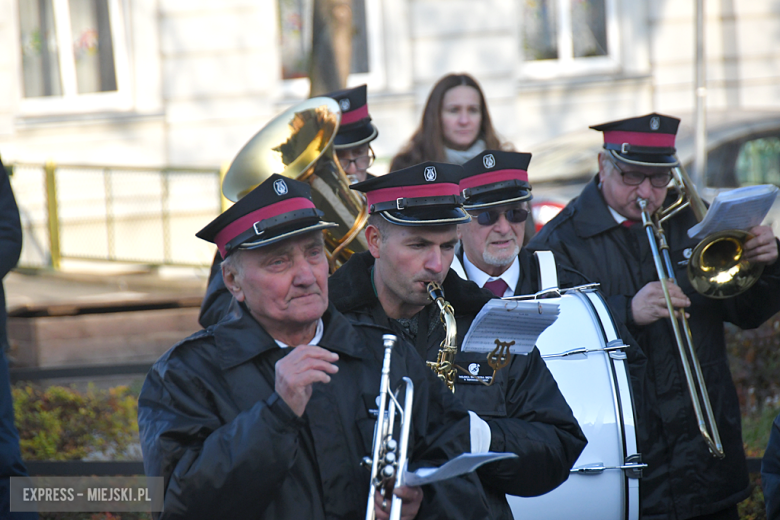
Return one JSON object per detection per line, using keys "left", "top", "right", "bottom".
{"left": 373, "top": 485, "right": 423, "bottom": 520}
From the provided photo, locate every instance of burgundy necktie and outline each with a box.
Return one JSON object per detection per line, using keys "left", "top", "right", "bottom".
{"left": 483, "top": 278, "right": 509, "bottom": 297}
{"left": 621, "top": 219, "right": 640, "bottom": 228}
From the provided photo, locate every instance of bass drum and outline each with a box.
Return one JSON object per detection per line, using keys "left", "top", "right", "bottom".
{"left": 506, "top": 286, "right": 643, "bottom": 520}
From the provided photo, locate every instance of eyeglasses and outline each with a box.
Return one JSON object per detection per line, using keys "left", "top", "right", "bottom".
{"left": 338, "top": 148, "right": 375, "bottom": 171}
{"left": 470, "top": 207, "right": 529, "bottom": 226}
{"left": 610, "top": 159, "right": 672, "bottom": 188}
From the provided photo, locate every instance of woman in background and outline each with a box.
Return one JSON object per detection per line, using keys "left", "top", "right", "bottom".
{"left": 389, "top": 73, "right": 512, "bottom": 170}
{"left": 389, "top": 72, "right": 536, "bottom": 243}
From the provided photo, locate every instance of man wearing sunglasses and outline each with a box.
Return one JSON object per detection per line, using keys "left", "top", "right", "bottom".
{"left": 452, "top": 150, "right": 585, "bottom": 296}
{"left": 325, "top": 84, "right": 378, "bottom": 183}
{"left": 327, "top": 161, "right": 587, "bottom": 520}
{"left": 527, "top": 113, "right": 780, "bottom": 520}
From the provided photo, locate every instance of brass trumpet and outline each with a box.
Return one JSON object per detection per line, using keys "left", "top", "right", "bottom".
{"left": 362, "top": 334, "right": 414, "bottom": 520}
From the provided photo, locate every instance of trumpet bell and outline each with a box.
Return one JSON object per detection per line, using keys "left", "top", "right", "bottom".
{"left": 688, "top": 230, "right": 764, "bottom": 299}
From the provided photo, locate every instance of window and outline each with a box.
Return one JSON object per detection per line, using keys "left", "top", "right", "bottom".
{"left": 520, "top": 0, "right": 618, "bottom": 78}
{"left": 17, "top": 0, "right": 130, "bottom": 113}
{"left": 277, "top": 0, "right": 384, "bottom": 96}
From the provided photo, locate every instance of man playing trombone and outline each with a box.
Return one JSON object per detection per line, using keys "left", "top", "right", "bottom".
{"left": 138, "top": 174, "right": 484, "bottom": 519}
{"left": 528, "top": 113, "right": 780, "bottom": 520}
{"left": 328, "top": 162, "right": 587, "bottom": 519}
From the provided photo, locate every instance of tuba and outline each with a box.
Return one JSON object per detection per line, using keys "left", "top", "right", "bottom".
{"left": 221, "top": 97, "right": 368, "bottom": 270}
{"left": 362, "top": 334, "right": 414, "bottom": 520}
{"left": 636, "top": 162, "right": 764, "bottom": 458}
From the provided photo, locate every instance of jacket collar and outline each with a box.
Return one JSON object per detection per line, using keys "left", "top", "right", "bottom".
{"left": 571, "top": 175, "right": 623, "bottom": 238}
{"left": 214, "top": 299, "right": 367, "bottom": 370}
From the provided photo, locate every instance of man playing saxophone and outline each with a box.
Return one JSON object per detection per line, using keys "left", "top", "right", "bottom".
{"left": 527, "top": 113, "right": 780, "bottom": 520}
{"left": 328, "top": 162, "right": 587, "bottom": 519}
{"left": 137, "top": 174, "right": 484, "bottom": 519}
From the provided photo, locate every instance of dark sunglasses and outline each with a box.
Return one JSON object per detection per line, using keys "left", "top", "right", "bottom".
{"left": 470, "top": 207, "right": 529, "bottom": 226}
{"left": 610, "top": 159, "right": 672, "bottom": 188}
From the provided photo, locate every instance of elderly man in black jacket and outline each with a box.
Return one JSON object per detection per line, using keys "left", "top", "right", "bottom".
{"left": 528, "top": 113, "right": 780, "bottom": 520}
{"left": 327, "top": 161, "right": 587, "bottom": 520}
{"left": 451, "top": 149, "right": 586, "bottom": 295}
{"left": 138, "top": 174, "right": 486, "bottom": 520}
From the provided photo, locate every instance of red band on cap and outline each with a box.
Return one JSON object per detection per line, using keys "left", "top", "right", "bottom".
{"left": 603, "top": 130, "right": 675, "bottom": 148}
{"left": 459, "top": 169, "right": 529, "bottom": 191}
{"left": 341, "top": 104, "right": 369, "bottom": 125}
{"left": 214, "top": 197, "right": 316, "bottom": 256}
{"left": 366, "top": 183, "right": 461, "bottom": 210}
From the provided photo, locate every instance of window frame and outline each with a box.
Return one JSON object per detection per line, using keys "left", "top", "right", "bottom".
{"left": 17, "top": 0, "right": 132, "bottom": 116}
{"left": 519, "top": 0, "right": 621, "bottom": 80}
{"left": 278, "top": 0, "right": 386, "bottom": 99}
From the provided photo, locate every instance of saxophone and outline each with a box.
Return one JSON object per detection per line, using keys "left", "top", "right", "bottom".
{"left": 426, "top": 282, "right": 459, "bottom": 392}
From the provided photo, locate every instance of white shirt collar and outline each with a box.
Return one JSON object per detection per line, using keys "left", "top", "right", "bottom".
{"left": 608, "top": 205, "right": 630, "bottom": 224}
{"left": 462, "top": 252, "right": 519, "bottom": 297}
{"left": 274, "top": 318, "right": 324, "bottom": 349}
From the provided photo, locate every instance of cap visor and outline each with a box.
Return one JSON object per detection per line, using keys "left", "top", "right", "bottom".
{"left": 610, "top": 150, "right": 679, "bottom": 168}
{"left": 237, "top": 221, "right": 339, "bottom": 251}
{"left": 463, "top": 189, "right": 532, "bottom": 211}
{"left": 379, "top": 206, "right": 471, "bottom": 226}
{"left": 333, "top": 124, "right": 378, "bottom": 149}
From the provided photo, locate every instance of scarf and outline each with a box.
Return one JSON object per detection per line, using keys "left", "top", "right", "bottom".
{"left": 444, "top": 139, "right": 486, "bottom": 165}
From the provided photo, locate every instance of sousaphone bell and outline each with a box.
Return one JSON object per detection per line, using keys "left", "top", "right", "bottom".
{"left": 222, "top": 97, "right": 368, "bottom": 269}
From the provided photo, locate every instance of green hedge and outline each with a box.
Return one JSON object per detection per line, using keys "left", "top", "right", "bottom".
{"left": 13, "top": 384, "right": 139, "bottom": 462}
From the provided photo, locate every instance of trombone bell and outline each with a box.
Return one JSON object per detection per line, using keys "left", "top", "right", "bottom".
{"left": 688, "top": 229, "right": 763, "bottom": 299}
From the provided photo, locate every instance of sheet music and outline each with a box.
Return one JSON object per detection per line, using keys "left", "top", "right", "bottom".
{"left": 461, "top": 298, "right": 560, "bottom": 355}
{"left": 687, "top": 184, "right": 779, "bottom": 240}
{"left": 402, "top": 452, "right": 518, "bottom": 487}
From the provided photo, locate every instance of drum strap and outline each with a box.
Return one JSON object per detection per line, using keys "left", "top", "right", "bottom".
{"left": 534, "top": 250, "right": 559, "bottom": 291}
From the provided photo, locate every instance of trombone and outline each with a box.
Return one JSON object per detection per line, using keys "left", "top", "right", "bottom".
{"left": 638, "top": 163, "right": 765, "bottom": 458}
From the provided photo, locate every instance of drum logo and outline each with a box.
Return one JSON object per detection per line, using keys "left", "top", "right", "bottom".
{"left": 424, "top": 166, "right": 437, "bottom": 182}
{"left": 339, "top": 98, "right": 350, "bottom": 112}
{"left": 468, "top": 363, "right": 480, "bottom": 375}
{"left": 483, "top": 154, "right": 496, "bottom": 169}
{"left": 650, "top": 116, "right": 661, "bottom": 130}
{"left": 273, "top": 179, "right": 288, "bottom": 196}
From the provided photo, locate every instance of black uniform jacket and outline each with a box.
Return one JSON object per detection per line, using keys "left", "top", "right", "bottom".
{"left": 328, "top": 251, "right": 588, "bottom": 520}
{"left": 528, "top": 176, "right": 780, "bottom": 520}
{"left": 138, "top": 300, "right": 484, "bottom": 520}
{"left": 0, "top": 159, "right": 21, "bottom": 351}
{"left": 199, "top": 252, "right": 230, "bottom": 329}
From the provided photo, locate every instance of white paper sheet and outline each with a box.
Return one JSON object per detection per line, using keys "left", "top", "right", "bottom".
{"left": 402, "top": 452, "right": 518, "bottom": 487}
{"left": 687, "top": 184, "right": 779, "bottom": 240}
{"left": 461, "top": 298, "right": 560, "bottom": 355}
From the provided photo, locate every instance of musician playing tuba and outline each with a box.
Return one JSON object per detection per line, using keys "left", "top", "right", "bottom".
{"left": 328, "top": 162, "right": 587, "bottom": 519}
{"left": 527, "top": 113, "right": 780, "bottom": 520}
{"left": 137, "top": 174, "right": 484, "bottom": 520}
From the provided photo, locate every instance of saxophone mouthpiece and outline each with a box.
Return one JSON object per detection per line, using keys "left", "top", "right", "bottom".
{"left": 426, "top": 281, "right": 444, "bottom": 301}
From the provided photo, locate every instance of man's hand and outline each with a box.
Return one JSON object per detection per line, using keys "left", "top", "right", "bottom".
{"left": 743, "top": 225, "right": 778, "bottom": 266}
{"left": 275, "top": 346, "right": 339, "bottom": 416}
{"left": 373, "top": 486, "right": 423, "bottom": 520}
{"left": 631, "top": 280, "right": 691, "bottom": 326}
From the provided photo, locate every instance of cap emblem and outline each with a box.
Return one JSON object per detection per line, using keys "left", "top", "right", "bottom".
{"left": 339, "top": 98, "right": 351, "bottom": 112}
{"left": 650, "top": 116, "right": 661, "bottom": 131}
{"left": 273, "top": 178, "right": 289, "bottom": 196}
{"left": 483, "top": 154, "right": 496, "bottom": 169}
{"left": 424, "top": 166, "right": 437, "bottom": 182}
